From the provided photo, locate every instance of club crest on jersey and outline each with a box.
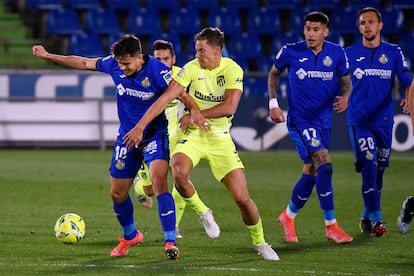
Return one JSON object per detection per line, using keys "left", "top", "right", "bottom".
{"left": 310, "top": 138, "right": 320, "bottom": 147}
{"left": 115, "top": 159, "right": 125, "bottom": 170}
{"left": 217, "top": 75, "right": 225, "bottom": 87}
{"left": 365, "top": 151, "right": 374, "bottom": 160}
{"left": 378, "top": 54, "right": 389, "bottom": 64}
{"left": 141, "top": 77, "right": 151, "bottom": 88}
{"left": 323, "top": 56, "right": 333, "bottom": 67}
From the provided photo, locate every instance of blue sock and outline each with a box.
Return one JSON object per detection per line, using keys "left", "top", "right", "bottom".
{"left": 291, "top": 173, "right": 316, "bottom": 210}
{"left": 370, "top": 211, "right": 383, "bottom": 225}
{"left": 316, "top": 163, "right": 334, "bottom": 211}
{"left": 322, "top": 209, "right": 335, "bottom": 221}
{"left": 361, "top": 206, "right": 370, "bottom": 219}
{"left": 376, "top": 168, "right": 384, "bottom": 207}
{"left": 157, "top": 192, "right": 176, "bottom": 244}
{"left": 361, "top": 165, "right": 380, "bottom": 217}
{"left": 376, "top": 168, "right": 384, "bottom": 192}
{"left": 113, "top": 195, "right": 137, "bottom": 240}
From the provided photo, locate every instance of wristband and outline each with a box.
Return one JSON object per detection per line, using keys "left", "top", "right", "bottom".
{"left": 269, "top": 98, "right": 279, "bottom": 109}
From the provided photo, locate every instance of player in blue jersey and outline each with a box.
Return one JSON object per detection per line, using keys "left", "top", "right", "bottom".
{"left": 267, "top": 11, "right": 353, "bottom": 244}
{"left": 134, "top": 39, "right": 220, "bottom": 239}
{"left": 345, "top": 7, "right": 412, "bottom": 237}
{"left": 32, "top": 34, "right": 181, "bottom": 259}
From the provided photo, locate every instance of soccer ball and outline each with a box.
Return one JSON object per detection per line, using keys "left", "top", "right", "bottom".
{"left": 54, "top": 213, "right": 85, "bottom": 244}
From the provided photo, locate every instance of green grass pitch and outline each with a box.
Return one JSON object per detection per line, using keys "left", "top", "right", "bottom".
{"left": 0, "top": 149, "right": 413, "bottom": 275}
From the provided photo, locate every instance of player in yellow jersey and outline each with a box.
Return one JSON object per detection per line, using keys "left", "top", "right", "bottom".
{"left": 134, "top": 39, "right": 220, "bottom": 239}
{"left": 123, "top": 27, "right": 280, "bottom": 261}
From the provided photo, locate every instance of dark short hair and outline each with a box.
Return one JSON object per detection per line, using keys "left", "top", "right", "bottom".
{"left": 194, "top": 27, "right": 224, "bottom": 49}
{"left": 358, "top": 6, "right": 382, "bottom": 22}
{"left": 111, "top": 34, "right": 142, "bottom": 57}
{"left": 152, "top": 39, "right": 175, "bottom": 56}
{"left": 304, "top": 11, "right": 329, "bottom": 26}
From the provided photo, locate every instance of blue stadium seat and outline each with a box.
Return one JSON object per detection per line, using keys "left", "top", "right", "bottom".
{"left": 104, "top": 0, "right": 140, "bottom": 11}
{"left": 86, "top": 8, "right": 122, "bottom": 35}
{"left": 184, "top": 0, "right": 219, "bottom": 10}
{"left": 247, "top": 7, "right": 280, "bottom": 35}
{"left": 380, "top": 7, "right": 405, "bottom": 35}
{"left": 270, "top": 32, "right": 303, "bottom": 53}
{"left": 347, "top": 0, "right": 381, "bottom": 8}
{"left": 331, "top": 7, "right": 360, "bottom": 35}
{"left": 69, "top": 32, "right": 106, "bottom": 57}
{"left": 207, "top": 8, "right": 241, "bottom": 35}
{"left": 65, "top": 0, "right": 102, "bottom": 10}
{"left": 228, "top": 32, "right": 262, "bottom": 61}
{"left": 256, "top": 55, "right": 274, "bottom": 73}
{"left": 147, "top": 0, "right": 181, "bottom": 11}
{"left": 327, "top": 32, "right": 344, "bottom": 47}
{"left": 149, "top": 33, "right": 182, "bottom": 59}
{"left": 306, "top": 0, "right": 341, "bottom": 10}
{"left": 391, "top": 0, "right": 414, "bottom": 9}
{"left": 288, "top": 8, "right": 310, "bottom": 34}
{"left": 27, "top": 0, "right": 62, "bottom": 10}
{"left": 127, "top": 8, "right": 162, "bottom": 36}
{"left": 225, "top": 0, "right": 257, "bottom": 9}
{"left": 168, "top": 7, "right": 201, "bottom": 35}
{"left": 398, "top": 31, "right": 414, "bottom": 61}
{"left": 106, "top": 33, "right": 126, "bottom": 53}
{"left": 244, "top": 76, "right": 267, "bottom": 96}
{"left": 267, "top": 0, "right": 301, "bottom": 10}
{"left": 47, "top": 8, "right": 81, "bottom": 35}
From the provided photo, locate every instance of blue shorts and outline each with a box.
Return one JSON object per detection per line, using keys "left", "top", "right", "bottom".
{"left": 288, "top": 125, "right": 331, "bottom": 164}
{"left": 109, "top": 130, "right": 169, "bottom": 179}
{"left": 348, "top": 126, "right": 392, "bottom": 171}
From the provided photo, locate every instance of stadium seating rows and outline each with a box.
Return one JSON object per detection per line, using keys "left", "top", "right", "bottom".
{"left": 5, "top": 0, "right": 414, "bottom": 74}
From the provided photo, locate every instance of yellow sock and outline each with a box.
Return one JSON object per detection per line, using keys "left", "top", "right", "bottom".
{"left": 172, "top": 185, "right": 186, "bottom": 226}
{"left": 182, "top": 190, "right": 208, "bottom": 216}
{"left": 134, "top": 177, "right": 148, "bottom": 196}
{"left": 134, "top": 166, "right": 153, "bottom": 197}
{"left": 246, "top": 218, "right": 265, "bottom": 246}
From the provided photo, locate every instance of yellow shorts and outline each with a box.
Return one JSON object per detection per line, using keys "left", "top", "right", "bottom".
{"left": 172, "top": 130, "right": 244, "bottom": 182}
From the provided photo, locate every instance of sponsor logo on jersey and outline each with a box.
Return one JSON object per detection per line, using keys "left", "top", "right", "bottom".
{"left": 295, "top": 68, "right": 334, "bottom": 81}
{"left": 116, "top": 83, "right": 155, "bottom": 100}
{"left": 352, "top": 67, "right": 392, "bottom": 80}
{"left": 194, "top": 90, "right": 224, "bottom": 102}
{"left": 162, "top": 70, "right": 172, "bottom": 84}
{"left": 143, "top": 140, "right": 158, "bottom": 155}
{"left": 177, "top": 67, "right": 185, "bottom": 77}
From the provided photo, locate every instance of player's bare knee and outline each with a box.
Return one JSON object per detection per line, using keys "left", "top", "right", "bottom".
{"left": 110, "top": 190, "right": 128, "bottom": 203}
{"left": 234, "top": 197, "right": 253, "bottom": 210}
{"left": 311, "top": 148, "right": 331, "bottom": 169}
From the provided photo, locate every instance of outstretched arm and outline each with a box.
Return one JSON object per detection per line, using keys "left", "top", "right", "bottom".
{"left": 32, "top": 45, "right": 99, "bottom": 70}
{"left": 123, "top": 80, "right": 209, "bottom": 148}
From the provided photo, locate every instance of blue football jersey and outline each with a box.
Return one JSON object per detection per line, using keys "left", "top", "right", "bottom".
{"left": 96, "top": 54, "right": 172, "bottom": 137}
{"left": 346, "top": 41, "right": 412, "bottom": 127}
{"left": 274, "top": 40, "right": 349, "bottom": 128}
